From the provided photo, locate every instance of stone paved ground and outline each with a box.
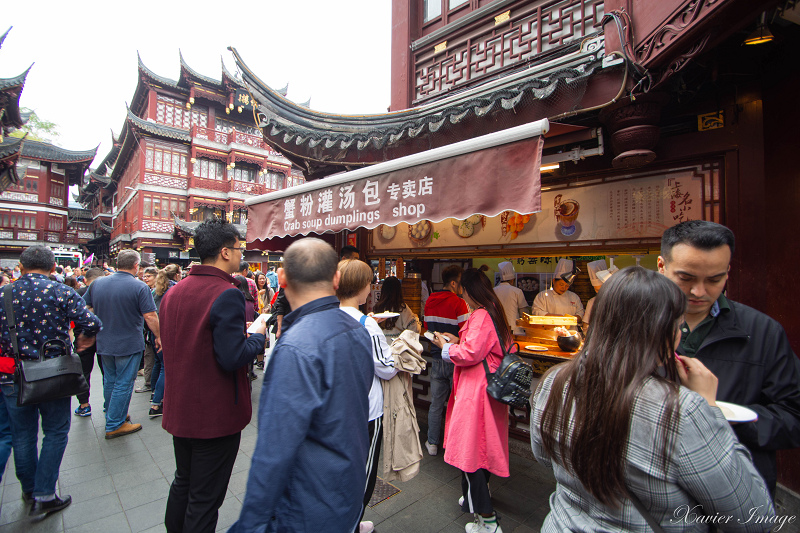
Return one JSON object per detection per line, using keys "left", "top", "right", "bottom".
{"left": 0, "top": 364, "right": 558, "bottom": 532}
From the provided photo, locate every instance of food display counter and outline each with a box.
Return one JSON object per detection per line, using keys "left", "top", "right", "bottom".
{"left": 513, "top": 315, "right": 580, "bottom": 375}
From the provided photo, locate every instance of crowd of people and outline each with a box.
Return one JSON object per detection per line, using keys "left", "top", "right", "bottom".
{"left": 0, "top": 219, "right": 798, "bottom": 533}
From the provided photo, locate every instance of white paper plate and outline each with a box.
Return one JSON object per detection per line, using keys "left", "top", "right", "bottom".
{"left": 716, "top": 401, "right": 758, "bottom": 423}
{"left": 372, "top": 312, "right": 400, "bottom": 318}
{"left": 524, "top": 345, "right": 549, "bottom": 352}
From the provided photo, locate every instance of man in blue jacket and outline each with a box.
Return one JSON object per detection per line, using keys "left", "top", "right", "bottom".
{"left": 230, "top": 238, "right": 374, "bottom": 533}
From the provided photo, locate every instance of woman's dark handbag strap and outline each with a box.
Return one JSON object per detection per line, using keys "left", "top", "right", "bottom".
{"left": 2, "top": 285, "right": 21, "bottom": 359}
{"left": 480, "top": 317, "right": 518, "bottom": 377}
{"left": 628, "top": 490, "right": 666, "bottom": 533}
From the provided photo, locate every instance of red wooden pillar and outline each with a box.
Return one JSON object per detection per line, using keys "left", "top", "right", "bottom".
{"left": 147, "top": 89, "right": 158, "bottom": 120}
{"left": 390, "top": 0, "right": 415, "bottom": 111}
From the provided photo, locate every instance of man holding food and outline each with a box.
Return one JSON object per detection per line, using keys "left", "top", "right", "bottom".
{"left": 532, "top": 259, "right": 585, "bottom": 319}
{"left": 658, "top": 220, "right": 800, "bottom": 497}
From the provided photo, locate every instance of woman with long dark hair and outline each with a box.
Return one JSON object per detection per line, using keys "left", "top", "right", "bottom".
{"left": 530, "top": 267, "right": 772, "bottom": 531}
{"left": 430, "top": 268, "right": 511, "bottom": 533}
{"left": 374, "top": 276, "right": 420, "bottom": 342}
{"left": 234, "top": 275, "right": 257, "bottom": 322}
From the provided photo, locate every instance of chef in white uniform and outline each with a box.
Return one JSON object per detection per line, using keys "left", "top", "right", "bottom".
{"left": 493, "top": 261, "right": 529, "bottom": 335}
{"left": 532, "top": 259, "right": 585, "bottom": 319}
{"left": 583, "top": 259, "right": 618, "bottom": 328}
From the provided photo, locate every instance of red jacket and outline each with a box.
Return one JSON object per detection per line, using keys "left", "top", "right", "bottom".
{"left": 160, "top": 265, "right": 266, "bottom": 439}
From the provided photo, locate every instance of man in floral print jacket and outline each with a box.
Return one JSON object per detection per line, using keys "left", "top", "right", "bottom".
{"left": 0, "top": 245, "right": 102, "bottom": 519}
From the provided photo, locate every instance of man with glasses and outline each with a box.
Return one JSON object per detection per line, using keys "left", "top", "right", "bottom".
{"left": 422, "top": 264, "right": 469, "bottom": 456}
{"left": 160, "top": 218, "right": 266, "bottom": 533}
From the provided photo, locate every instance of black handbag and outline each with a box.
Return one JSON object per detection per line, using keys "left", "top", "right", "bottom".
{"left": 481, "top": 320, "right": 533, "bottom": 409}
{"left": 2, "top": 285, "right": 88, "bottom": 406}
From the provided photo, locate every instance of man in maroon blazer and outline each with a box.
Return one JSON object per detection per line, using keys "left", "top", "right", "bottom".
{"left": 159, "top": 218, "right": 267, "bottom": 533}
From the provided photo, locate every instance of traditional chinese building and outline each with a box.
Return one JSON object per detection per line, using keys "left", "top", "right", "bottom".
{"left": 236, "top": 0, "right": 800, "bottom": 496}
{"left": 0, "top": 139, "right": 97, "bottom": 265}
{"left": 77, "top": 53, "right": 305, "bottom": 267}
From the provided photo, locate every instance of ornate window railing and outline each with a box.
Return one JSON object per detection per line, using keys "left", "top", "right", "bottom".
{"left": 413, "top": 0, "right": 605, "bottom": 103}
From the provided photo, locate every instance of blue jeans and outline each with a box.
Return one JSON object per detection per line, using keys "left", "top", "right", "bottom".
{"left": 101, "top": 352, "right": 142, "bottom": 432}
{"left": 427, "top": 358, "right": 454, "bottom": 446}
{"left": 0, "top": 383, "right": 70, "bottom": 497}
{"left": 152, "top": 349, "right": 165, "bottom": 406}
{"left": 0, "top": 391, "right": 13, "bottom": 484}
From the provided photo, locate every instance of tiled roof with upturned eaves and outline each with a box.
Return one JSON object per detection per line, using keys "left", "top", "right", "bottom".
{"left": 0, "top": 66, "right": 30, "bottom": 91}
{"left": 0, "top": 136, "right": 23, "bottom": 160}
{"left": 180, "top": 50, "right": 222, "bottom": 87}
{"left": 229, "top": 35, "right": 619, "bottom": 179}
{"left": 173, "top": 214, "right": 247, "bottom": 236}
{"left": 21, "top": 140, "right": 97, "bottom": 163}
{"left": 126, "top": 108, "right": 191, "bottom": 142}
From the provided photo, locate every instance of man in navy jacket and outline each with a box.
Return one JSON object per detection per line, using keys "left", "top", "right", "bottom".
{"left": 160, "top": 218, "right": 266, "bottom": 533}
{"left": 230, "top": 238, "right": 374, "bottom": 533}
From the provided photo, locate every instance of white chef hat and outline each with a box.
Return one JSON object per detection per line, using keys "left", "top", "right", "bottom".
{"left": 596, "top": 265, "right": 619, "bottom": 284}
{"left": 587, "top": 260, "right": 608, "bottom": 289}
{"left": 553, "top": 259, "right": 574, "bottom": 283}
{"left": 498, "top": 261, "right": 515, "bottom": 281}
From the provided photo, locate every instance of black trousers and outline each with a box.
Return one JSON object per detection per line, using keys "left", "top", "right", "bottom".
{"left": 355, "top": 416, "right": 383, "bottom": 531}
{"left": 461, "top": 468, "right": 493, "bottom": 515}
{"left": 76, "top": 346, "right": 102, "bottom": 405}
{"left": 165, "top": 432, "right": 241, "bottom": 533}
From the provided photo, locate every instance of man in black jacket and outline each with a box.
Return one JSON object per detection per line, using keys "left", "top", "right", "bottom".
{"left": 658, "top": 220, "right": 800, "bottom": 496}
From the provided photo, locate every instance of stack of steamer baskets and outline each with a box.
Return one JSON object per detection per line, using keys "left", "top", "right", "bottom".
{"left": 402, "top": 274, "right": 422, "bottom": 319}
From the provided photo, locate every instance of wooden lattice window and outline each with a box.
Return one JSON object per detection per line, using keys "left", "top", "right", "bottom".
{"left": 145, "top": 142, "right": 189, "bottom": 177}
{"left": 193, "top": 158, "right": 225, "bottom": 180}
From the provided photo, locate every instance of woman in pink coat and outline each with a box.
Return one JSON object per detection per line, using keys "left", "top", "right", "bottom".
{"left": 431, "top": 268, "right": 511, "bottom": 533}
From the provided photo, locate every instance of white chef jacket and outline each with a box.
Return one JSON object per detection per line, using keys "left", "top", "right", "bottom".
{"left": 532, "top": 288, "right": 585, "bottom": 318}
{"left": 493, "top": 282, "right": 528, "bottom": 334}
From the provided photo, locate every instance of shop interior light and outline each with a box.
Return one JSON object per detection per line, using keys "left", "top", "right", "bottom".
{"left": 744, "top": 12, "right": 774, "bottom": 45}
{"left": 540, "top": 163, "right": 560, "bottom": 172}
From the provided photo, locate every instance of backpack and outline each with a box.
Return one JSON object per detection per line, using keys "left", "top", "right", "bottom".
{"left": 482, "top": 320, "right": 533, "bottom": 409}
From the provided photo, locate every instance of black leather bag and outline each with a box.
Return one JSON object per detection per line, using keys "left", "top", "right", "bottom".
{"left": 2, "top": 285, "right": 88, "bottom": 406}
{"left": 481, "top": 321, "right": 533, "bottom": 409}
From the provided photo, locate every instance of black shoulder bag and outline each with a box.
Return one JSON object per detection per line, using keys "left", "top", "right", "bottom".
{"left": 2, "top": 285, "right": 88, "bottom": 406}
{"left": 482, "top": 320, "right": 533, "bottom": 409}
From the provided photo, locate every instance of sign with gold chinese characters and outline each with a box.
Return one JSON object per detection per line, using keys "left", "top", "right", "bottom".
{"left": 234, "top": 89, "right": 254, "bottom": 111}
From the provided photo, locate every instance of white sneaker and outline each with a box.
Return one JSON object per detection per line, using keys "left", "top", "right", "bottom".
{"left": 465, "top": 513, "right": 502, "bottom": 533}
{"left": 425, "top": 441, "right": 438, "bottom": 456}
{"left": 359, "top": 521, "right": 374, "bottom": 533}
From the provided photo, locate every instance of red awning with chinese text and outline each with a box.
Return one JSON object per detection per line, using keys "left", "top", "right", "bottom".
{"left": 245, "top": 119, "right": 548, "bottom": 241}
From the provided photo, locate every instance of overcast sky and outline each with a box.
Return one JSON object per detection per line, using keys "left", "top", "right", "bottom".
{"left": 2, "top": 0, "right": 392, "bottom": 201}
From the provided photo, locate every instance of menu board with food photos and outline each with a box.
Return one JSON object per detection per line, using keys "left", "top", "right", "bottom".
{"left": 371, "top": 169, "right": 704, "bottom": 251}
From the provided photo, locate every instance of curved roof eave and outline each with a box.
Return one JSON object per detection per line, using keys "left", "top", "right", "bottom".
{"left": 230, "top": 36, "right": 614, "bottom": 175}
{"left": 21, "top": 140, "right": 97, "bottom": 164}
{"left": 125, "top": 108, "right": 192, "bottom": 142}
{"left": 179, "top": 50, "right": 222, "bottom": 88}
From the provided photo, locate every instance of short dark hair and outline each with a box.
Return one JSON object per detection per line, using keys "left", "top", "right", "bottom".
{"left": 139, "top": 261, "right": 153, "bottom": 269}
{"left": 194, "top": 218, "right": 241, "bottom": 262}
{"left": 117, "top": 249, "right": 141, "bottom": 270}
{"left": 661, "top": 220, "right": 735, "bottom": 262}
{"left": 442, "top": 264, "right": 463, "bottom": 286}
{"left": 84, "top": 267, "right": 104, "bottom": 283}
{"left": 283, "top": 238, "right": 338, "bottom": 290}
{"left": 20, "top": 245, "right": 55, "bottom": 271}
{"left": 340, "top": 245, "right": 359, "bottom": 260}
{"left": 239, "top": 261, "right": 250, "bottom": 272}
{"left": 55, "top": 265, "right": 63, "bottom": 274}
